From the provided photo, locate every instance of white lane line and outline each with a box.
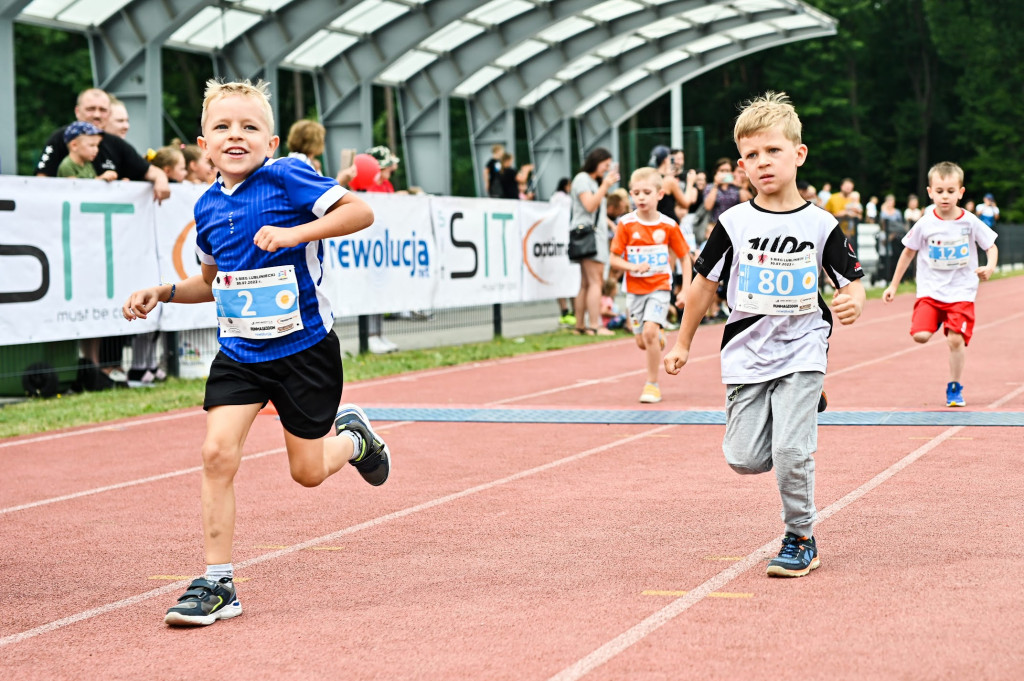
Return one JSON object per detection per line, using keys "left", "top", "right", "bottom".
{"left": 0, "top": 410, "right": 204, "bottom": 450}
{"left": 0, "top": 424, "right": 675, "bottom": 648}
{"left": 0, "top": 448, "right": 283, "bottom": 516}
{"left": 546, "top": 382, "right": 1024, "bottom": 681}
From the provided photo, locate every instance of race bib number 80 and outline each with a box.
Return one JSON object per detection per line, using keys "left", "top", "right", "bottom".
{"left": 213, "top": 266, "right": 303, "bottom": 339}
{"left": 735, "top": 249, "right": 818, "bottom": 315}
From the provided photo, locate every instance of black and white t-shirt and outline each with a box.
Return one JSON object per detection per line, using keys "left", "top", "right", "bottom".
{"left": 695, "top": 200, "right": 863, "bottom": 384}
{"left": 37, "top": 125, "right": 151, "bottom": 181}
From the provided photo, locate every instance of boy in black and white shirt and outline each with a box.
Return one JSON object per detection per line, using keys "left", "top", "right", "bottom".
{"left": 664, "top": 92, "right": 865, "bottom": 578}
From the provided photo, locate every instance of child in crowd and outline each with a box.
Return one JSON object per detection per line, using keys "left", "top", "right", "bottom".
{"left": 600, "top": 277, "right": 630, "bottom": 331}
{"left": 882, "top": 161, "right": 998, "bottom": 407}
{"left": 664, "top": 92, "right": 865, "bottom": 577}
{"left": 147, "top": 145, "right": 187, "bottom": 182}
{"left": 182, "top": 143, "right": 216, "bottom": 184}
{"left": 57, "top": 121, "right": 115, "bottom": 180}
{"left": 609, "top": 166, "right": 690, "bottom": 404}
{"left": 122, "top": 79, "right": 390, "bottom": 626}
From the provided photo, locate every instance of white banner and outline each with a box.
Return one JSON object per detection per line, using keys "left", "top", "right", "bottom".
{"left": 0, "top": 177, "right": 159, "bottom": 345}
{"left": 431, "top": 196, "right": 523, "bottom": 306}
{"left": 153, "top": 182, "right": 218, "bottom": 331}
{"left": 0, "top": 177, "right": 579, "bottom": 346}
{"left": 518, "top": 200, "right": 579, "bottom": 300}
{"left": 321, "top": 193, "right": 438, "bottom": 316}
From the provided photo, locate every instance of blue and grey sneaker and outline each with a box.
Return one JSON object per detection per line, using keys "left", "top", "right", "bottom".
{"left": 766, "top": 533, "right": 820, "bottom": 577}
{"left": 164, "top": 577, "right": 242, "bottom": 626}
{"left": 336, "top": 404, "right": 391, "bottom": 486}
{"left": 946, "top": 382, "right": 965, "bottom": 407}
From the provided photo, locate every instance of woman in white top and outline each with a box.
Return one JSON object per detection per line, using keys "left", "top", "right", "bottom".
{"left": 569, "top": 147, "right": 620, "bottom": 335}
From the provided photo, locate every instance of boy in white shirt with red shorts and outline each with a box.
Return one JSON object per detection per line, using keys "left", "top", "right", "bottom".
{"left": 883, "top": 161, "right": 998, "bottom": 407}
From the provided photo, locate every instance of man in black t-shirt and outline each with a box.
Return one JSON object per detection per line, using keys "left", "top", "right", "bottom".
{"left": 36, "top": 88, "right": 170, "bottom": 202}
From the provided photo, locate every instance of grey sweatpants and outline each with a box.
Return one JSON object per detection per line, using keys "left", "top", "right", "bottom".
{"left": 722, "top": 371, "right": 824, "bottom": 538}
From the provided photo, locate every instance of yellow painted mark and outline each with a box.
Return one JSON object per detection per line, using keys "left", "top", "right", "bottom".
{"left": 704, "top": 556, "right": 744, "bottom": 561}
{"left": 309, "top": 546, "right": 344, "bottom": 551}
{"left": 149, "top": 576, "right": 250, "bottom": 582}
{"left": 642, "top": 590, "right": 752, "bottom": 599}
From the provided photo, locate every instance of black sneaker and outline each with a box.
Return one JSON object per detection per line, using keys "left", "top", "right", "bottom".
{"left": 164, "top": 577, "right": 242, "bottom": 626}
{"left": 336, "top": 404, "right": 391, "bottom": 486}
{"left": 766, "top": 533, "right": 820, "bottom": 577}
{"left": 818, "top": 391, "right": 828, "bottom": 413}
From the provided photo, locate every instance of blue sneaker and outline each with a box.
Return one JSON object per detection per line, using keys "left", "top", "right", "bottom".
{"left": 336, "top": 404, "right": 391, "bottom": 486}
{"left": 946, "top": 382, "right": 965, "bottom": 407}
{"left": 164, "top": 577, "right": 242, "bottom": 626}
{"left": 766, "top": 533, "right": 820, "bottom": 577}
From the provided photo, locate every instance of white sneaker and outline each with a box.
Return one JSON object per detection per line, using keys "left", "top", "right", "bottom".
{"left": 106, "top": 368, "right": 128, "bottom": 383}
{"left": 153, "top": 367, "right": 167, "bottom": 381}
{"left": 368, "top": 336, "right": 397, "bottom": 355}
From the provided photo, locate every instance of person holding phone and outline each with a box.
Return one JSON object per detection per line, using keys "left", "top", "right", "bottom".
{"left": 700, "top": 158, "right": 751, "bottom": 323}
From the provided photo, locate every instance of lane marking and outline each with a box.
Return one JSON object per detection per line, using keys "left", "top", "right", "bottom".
{"left": 642, "top": 590, "right": 752, "bottom": 599}
{"left": 704, "top": 556, "right": 743, "bottom": 561}
{"left": 148, "top": 576, "right": 251, "bottom": 583}
{"left": 546, "top": 382, "right": 1024, "bottom": 681}
{"left": 0, "top": 448, "right": 284, "bottom": 516}
{"left": 0, "top": 424, "right": 675, "bottom": 648}
{"left": 0, "top": 409, "right": 204, "bottom": 450}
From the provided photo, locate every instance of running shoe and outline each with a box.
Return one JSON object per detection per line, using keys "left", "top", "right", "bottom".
{"left": 336, "top": 404, "right": 391, "bottom": 486}
{"left": 639, "top": 383, "right": 662, "bottom": 404}
{"left": 766, "top": 533, "right": 819, "bottom": 577}
{"left": 946, "top": 382, "right": 965, "bottom": 407}
{"left": 559, "top": 313, "right": 577, "bottom": 326}
{"left": 164, "top": 577, "right": 242, "bottom": 626}
{"left": 818, "top": 391, "right": 828, "bottom": 413}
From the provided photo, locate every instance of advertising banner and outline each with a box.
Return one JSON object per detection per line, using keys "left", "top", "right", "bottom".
{"left": 320, "top": 193, "right": 438, "bottom": 316}
{"left": 431, "top": 196, "right": 523, "bottom": 306}
{"left": 517, "top": 200, "right": 578, "bottom": 300}
{"left": 0, "top": 177, "right": 159, "bottom": 345}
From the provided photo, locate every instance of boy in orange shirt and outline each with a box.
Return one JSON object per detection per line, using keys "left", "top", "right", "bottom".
{"left": 609, "top": 166, "right": 690, "bottom": 403}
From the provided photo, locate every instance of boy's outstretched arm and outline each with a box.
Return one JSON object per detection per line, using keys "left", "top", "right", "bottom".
{"left": 254, "top": 192, "right": 375, "bottom": 252}
{"left": 977, "top": 245, "right": 998, "bottom": 280}
{"left": 664, "top": 274, "right": 717, "bottom": 375}
{"left": 831, "top": 279, "right": 865, "bottom": 326}
{"left": 882, "top": 248, "right": 917, "bottom": 302}
{"left": 122, "top": 264, "right": 217, "bottom": 321}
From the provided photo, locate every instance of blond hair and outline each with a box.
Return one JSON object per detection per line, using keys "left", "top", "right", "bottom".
{"left": 927, "top": 161, "right": 964, "bottom": 186}
{"left": 630, "top": 166, "right": 662, "bottom": 187}
{"left": 733, "top": 91, "right": 802, "bottom": 147}
{"left": 148, "top": 144, "right": 184, "bottom": 170}
{"left": 201, "top": 79, "right": 274, "bottom": 133}
{"left": 606, "top": 188, "right": 630, "bottom": 210}
{"left": 286, "top": 119, "right": 325, "bottom": 158}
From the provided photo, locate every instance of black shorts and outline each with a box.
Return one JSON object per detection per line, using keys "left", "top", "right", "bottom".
{"left": 204, "top": 331, "right": 343, "bottom": 439}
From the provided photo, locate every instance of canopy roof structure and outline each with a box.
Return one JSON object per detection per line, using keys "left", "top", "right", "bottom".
{"left": 1, "top": 0, "right": 836, "bottom": 196}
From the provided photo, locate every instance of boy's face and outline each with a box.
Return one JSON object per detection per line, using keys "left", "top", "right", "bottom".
{"left": 70, "top": 134, "right": 102, "bottom": 162}
{"left": 926, "top": 174, "right": 965, "bottom": 215}
{"left": 629, "top": 179, "right": 663, "bottom": 213}
{"left": 736, "top": 126, "right": 806, "bottom": 197}
{"left": 198, "top": 94, "right": 279, "bottom": 188}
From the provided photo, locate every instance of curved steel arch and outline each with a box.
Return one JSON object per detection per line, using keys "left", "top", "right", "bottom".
{"left": 396, "top": 0, "right": 714, "bottom": 195}
{"left": 525, "top": 14, "right": 835, "bottom": 197}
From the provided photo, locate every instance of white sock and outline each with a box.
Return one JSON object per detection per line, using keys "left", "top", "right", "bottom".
{"left": 204, "top": 563, "right": 233, "bottom": 582}
{"left": 342, "top": 430, "right": 364, "bottom": 461}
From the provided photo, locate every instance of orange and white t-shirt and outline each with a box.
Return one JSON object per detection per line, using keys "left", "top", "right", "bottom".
{"left": 610, "top": 211, "right": 689, "bottom": 295}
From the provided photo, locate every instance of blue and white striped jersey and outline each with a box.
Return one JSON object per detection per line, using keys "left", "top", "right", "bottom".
{"left": 194, "top": 157, "right": 346, "bottom": 362}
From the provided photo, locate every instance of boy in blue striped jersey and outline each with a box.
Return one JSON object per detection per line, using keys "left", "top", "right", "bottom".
{"left": 123, "top": 79, "right": 391, "bottom": 626}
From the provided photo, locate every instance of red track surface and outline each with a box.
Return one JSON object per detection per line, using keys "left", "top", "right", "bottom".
{"left": 2, "top": 277, "right": 1023, "bottom": 680}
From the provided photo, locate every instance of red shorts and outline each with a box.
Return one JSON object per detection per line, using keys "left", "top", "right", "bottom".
{"left": 911, "top": 297, "right": 975, "bottom": 345}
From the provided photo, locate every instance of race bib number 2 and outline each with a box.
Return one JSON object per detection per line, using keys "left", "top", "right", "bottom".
{"left": 213, "top": 266, "right": 303, "bottom": 339}
{"left": 735, "top": 249, "right": 818, "bottom": 315}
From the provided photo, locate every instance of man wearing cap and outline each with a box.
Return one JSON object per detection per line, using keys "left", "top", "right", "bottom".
{"left": 56, "top": 121, "right": 112, "bottom": 180}
{"left": 976, "top": 193, "right": 999, "bottom": 228}
{"left": 36, "top": 88, "right": 170, "bottom": 202}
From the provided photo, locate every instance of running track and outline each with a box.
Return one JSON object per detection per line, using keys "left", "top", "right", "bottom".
{"left": 2, "top": 277, "right": 1022, "bottom": 680}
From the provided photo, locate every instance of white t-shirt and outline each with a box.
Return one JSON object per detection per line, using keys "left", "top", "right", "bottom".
{"left": 695, "top": 201, "right": 864, "bottom": 384}
{"left": 902, "top": 208, "right": 998, "bottom": 303}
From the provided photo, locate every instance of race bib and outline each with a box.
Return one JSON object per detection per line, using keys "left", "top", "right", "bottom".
{"left": 735, "top": 248, "right": 818, "bottom": 315}
{"left": 212, "top": 266, "right": 303, "bottom": 339}
{"left": 927, "top": 235, "right": 970, "bottom": 270}
{"left": 627, "top": 244, "right": 671, "bottom": 277}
